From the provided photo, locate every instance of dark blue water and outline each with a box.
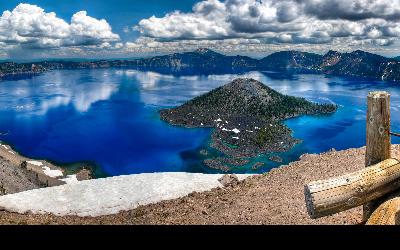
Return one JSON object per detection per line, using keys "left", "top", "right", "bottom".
{"left": 1, "top": 69, "right": 400, "bottom": 176}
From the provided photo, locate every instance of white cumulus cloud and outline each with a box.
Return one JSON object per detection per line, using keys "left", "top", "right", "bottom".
{"left": 135, "top": 0, "right": 400, "bottom": 48}
{"left": 0, "top": 3, "right": 119, "bottom": 50}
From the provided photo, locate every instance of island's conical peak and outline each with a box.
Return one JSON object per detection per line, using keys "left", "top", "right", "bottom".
{"left": 181, "top": 78, "right": 335, "bottom": 121}
{"left": 219, "top": 78, "right": 279, "bottom": 103}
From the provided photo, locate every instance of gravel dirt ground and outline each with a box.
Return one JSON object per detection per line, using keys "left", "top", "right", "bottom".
{"left": 2, "top": 145, "right": 400, "bottom": 225}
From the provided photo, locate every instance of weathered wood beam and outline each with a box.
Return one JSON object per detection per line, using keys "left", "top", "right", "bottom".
{"left": 366, "top": 195, "right": 400, "bottom": 225}
{"left": 364, "top": 91, "right": 391, "bottom": 221}
{"left": 304, "top": 158, "right": 400, "bottom": 219}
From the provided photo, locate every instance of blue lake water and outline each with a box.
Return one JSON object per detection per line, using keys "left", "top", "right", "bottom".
{"left": 1, "top": 69, "right": 400, "bottom": 176}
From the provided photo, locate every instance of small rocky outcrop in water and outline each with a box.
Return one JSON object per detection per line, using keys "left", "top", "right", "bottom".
{"left": 160, "top": 78, "right": 336, "bottom": 171}
{"left": 269, "top": 155, "right": 283, "bottom": 163}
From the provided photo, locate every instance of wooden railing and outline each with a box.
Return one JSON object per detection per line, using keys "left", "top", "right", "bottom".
{"left": 304, "top": 91, "right": 400, "bottom": 225}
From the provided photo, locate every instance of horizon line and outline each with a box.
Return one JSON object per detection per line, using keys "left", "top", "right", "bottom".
{"left": 1, "top": 48, "right": 399, "bottom": 63}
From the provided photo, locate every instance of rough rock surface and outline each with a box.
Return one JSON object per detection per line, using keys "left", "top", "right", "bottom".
{"left": 76, "top": 168, "right": 92, "bottom": 181}
{"left": 0, "top": 157, "right": 41, "bottom": 195}
{"left": 218, "top": 174, "right": 239, "bottom": 187}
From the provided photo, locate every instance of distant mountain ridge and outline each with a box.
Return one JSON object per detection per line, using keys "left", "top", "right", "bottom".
{"left": 126, "top": 48, "right": 259, "bottom": 75}
{"left": 2, "top": 48, "right": 400, "bottom": 82}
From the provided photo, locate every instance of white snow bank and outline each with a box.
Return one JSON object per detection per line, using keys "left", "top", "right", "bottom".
{"left": 0, "top": 173, "right": 253, "bottom": 217}
{"left": 59, "top": 175, "right": 79, "bottom": 184}
{"left": 42, "top": 166, "right": 63, "bottom": 177}
{"left": 27, "top": 161, "right": 43, "bottom": 166}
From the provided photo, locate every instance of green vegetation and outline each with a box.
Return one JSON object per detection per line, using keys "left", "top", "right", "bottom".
{"left": 222, "top": 141, "right": 239, "bottom": 149}
{"left": 184, "top": 78, "right": 336, "bottom": 121}
{"left": 254, "top": 122, "right": 291, "bottom": 147}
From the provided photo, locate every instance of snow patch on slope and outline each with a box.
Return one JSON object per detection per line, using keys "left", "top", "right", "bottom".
{"left": 0, "top": 172, "right": 253, "bottom": 217}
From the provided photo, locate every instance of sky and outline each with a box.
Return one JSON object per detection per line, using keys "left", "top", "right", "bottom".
{"left": 2, "top": 0, "right": 400, "bottom": 59}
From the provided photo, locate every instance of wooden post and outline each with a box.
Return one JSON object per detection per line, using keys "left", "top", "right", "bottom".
{"left": 304, "top": 158, "right": 400, "bottom": 219}
{"left": 364, "top": 91, "right": 391, "bottom": 221}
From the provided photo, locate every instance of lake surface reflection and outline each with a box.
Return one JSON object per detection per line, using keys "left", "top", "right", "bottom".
{"left": 1, "top": 69, "right": 400, "bottom": 176}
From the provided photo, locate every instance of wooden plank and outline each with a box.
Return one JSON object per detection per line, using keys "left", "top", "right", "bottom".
{"left": 304, "top": 158, "right": 400, "bottom": 219}
{"left": 366, "top": 194, "right": 400, "bottom": 225}
{"left": 364, "top": 91, "right": 391, "bottom": 221}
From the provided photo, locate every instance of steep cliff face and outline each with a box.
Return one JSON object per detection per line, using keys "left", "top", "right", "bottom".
{"left": 0, "top": 158, "right": 41, "bottom": 195}
{"left": 127, "top": 48, "right": 259, "bottom": 74}
{"left": 131, "top": 49, "right": 396, "bottom": 83}
{"left": 256, "top": 49, "right": 400, "bottom": 82}
{"left": 321, "top": 50, "right": 393, "bottom": 79}
{"left": 320, "top": 50, "right": 342, "bottom": 67}
{"left": 258, "top": 51, "right": 323, "bottom": 73}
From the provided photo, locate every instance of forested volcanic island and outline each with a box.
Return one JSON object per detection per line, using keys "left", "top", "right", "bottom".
{"left": 160, "top": 78, "right": 337, "bottom": 171}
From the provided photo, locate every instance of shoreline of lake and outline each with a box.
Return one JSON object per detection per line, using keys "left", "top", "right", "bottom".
{"left": 0, "top": 140, "right": 92, "bottom": 195}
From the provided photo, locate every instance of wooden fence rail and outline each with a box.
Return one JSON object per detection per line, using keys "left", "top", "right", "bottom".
{"left": 366, "top": 195, "right": 400, "bottom": 225}
{"left": 304, "top": 91, "right": 400, "bottom": 224}
{"left": 305, "top": 158, "right": 400, "bottom": 219}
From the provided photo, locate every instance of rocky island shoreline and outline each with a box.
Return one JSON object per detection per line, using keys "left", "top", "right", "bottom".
{"left": 160, "top": 78, "right": 337, "bottom": 171}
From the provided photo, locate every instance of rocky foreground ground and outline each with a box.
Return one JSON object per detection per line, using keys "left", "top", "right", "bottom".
{"left": 0, "top": 158, "right": 41, "bottom": 195}
{"left": 2, "top": 145, "right": 397, "bottom": 225}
